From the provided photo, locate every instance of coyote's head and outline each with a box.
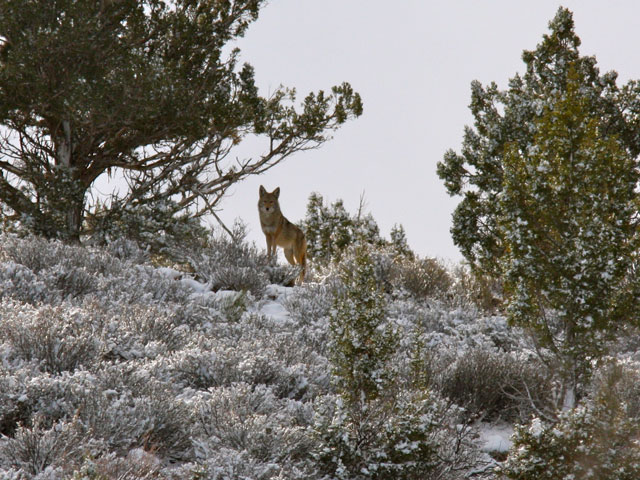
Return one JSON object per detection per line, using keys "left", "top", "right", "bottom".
{"left": 258, "top": 185, "right": 281, "bottom": 214}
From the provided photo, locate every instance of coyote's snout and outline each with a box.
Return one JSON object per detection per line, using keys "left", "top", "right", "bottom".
{"left": 258, "top": 186, "right": 307, "bottom": 284}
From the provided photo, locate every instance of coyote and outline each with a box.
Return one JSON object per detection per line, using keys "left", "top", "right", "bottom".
{"left": 258, "top": 185, "right": 307, "bottom": 284}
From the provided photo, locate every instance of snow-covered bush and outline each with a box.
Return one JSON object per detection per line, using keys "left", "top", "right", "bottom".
{"left": 314, "top": 391, "right": 480, "bottom": 480}
{"left": 0, "top": 301, "right": 102, "bottom": 374}
{"left": 101, "top": 303, "right": 190, "bottom": 360}
{"left": 194, "top": 383, "right": 312, "bottom": 465}
{"left": 0, "top": 415, "right": 84, "bottom": 477}
{"left": 68, "top": 449, "right": 165, "bottom": 480}
{"left": 77, "top": 373, "right": 195, "bottom": 462}
{"left": 439, "top": 348, "right": 552, "bottom": 421}
{"left": 187, "top": 222, "right": 298, "bottom": 294}
{"left": 0, "top": 262, "right": 49, "bottom": 305}
{"left": 0, "top": 234, "right": 124, "bottom": 277}
{"left": 102, "top": 236, "right": 150, "bottom": 264}
{"left": 501, "top": 362, "right": 640, "bottom": 479}
{"left": 392, "top": 256, "right": 453, "bottom": 301}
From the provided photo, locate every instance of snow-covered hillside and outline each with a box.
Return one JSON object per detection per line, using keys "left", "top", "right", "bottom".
{"left": 0, "top": 233, "right": 637, "bottom": 478}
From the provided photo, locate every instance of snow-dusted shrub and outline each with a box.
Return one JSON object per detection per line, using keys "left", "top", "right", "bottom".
{"left": 44, "top": 264, "right": 98, "bottom": 299}
{"left": 102, "top": 236, "right": 150, "bottom": 264}
{"left": 155, "top": 345, "right": 236, "bottom": 390}
{"left": 392, "top": 256, "right": 453, "bottom": 301}
{"left": 0, "top": 302, "right": 101, "bottom": 374}
{"left": 194, "top": 383, "right": 312, "bottom": 469}
{"left": 76, "top": 370, "right": 194, "bottom": 462}
{"left": 1, "top": 263, "right": 97, "bottom": 305}
{"left": 439, "top": 348, "right": 552, "bottom": 421}
{"left": 186, "top": 222, "right": 300, "bottom": 294}
{"left": 0, "top": 368, "right": 33, "bottom": 438}
{"left": 314, "top": 391, "right": 480, "bottom": 480}
{"left": 448, "top": 266, "right": 503, "bottom": 313}
{"left": 192, "top": 448, "right": 295, "bottom": 480}
{"left": 501, "top": 399, "right": 640, "bottom": 479}
{"left": 102, "top": 264, "right": 193, "bottom": 305}
{"left": 68, "top": 449, "right": 164, "bottom": 480}
{"left": 0, "top": 235, "right": 64, "bottom": 274}
{"left": 0, "top": 262, "right": 48, "bottom": 304}
{"left": 0, "top": 416, "right": 83, "bottom": 477}
{"left": 0, "top": 234, "right": 125, "bottom": 278}
{"left": 157, "top": 327, "right": 327, "bottom": 401}
{"left": 210, "top": 266, "right": 269, "bottom": 295}
{"left": 283, "top": 283, "right": 333, "bottom": 325}
{"left": 102, "top": 304, "right": 190, "bottom": 360}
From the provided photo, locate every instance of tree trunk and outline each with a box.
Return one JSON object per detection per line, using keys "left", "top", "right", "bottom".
{"left": 562, "top": 321, "right": 577, "bottom": 411}
{"left": 56, "top": 120, "right": 84, "bottom": 243}
{"left": 64, "top": 197, "right": 84, "bottom": 243}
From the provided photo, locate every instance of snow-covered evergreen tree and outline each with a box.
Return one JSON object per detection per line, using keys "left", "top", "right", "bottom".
{"left": 329, "top": 244, "right": 395, "bottom": 403}
{"left": 316, "top": 244, "right": 479, "bottom": 479}
{"left": 303, "top": 192, "right": 399, "bottom": 266}
{"left": 438, "top": 7, "right": 640, "bottom": 276}
{"left": 502, "top": 364, "right": 640, "bottom": 479}
{"left": 500, "top": 64, "right": 640, "bottom": 408}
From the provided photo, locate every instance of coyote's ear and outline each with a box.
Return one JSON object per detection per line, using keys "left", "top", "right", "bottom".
{"left": 259, "top": 185, "right": 266, "bottom": 197}
{"left": 273, "top": 187, "right": 280, "bottom": 198}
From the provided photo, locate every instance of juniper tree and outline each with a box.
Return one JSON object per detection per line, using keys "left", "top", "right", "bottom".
{"left": 500, "top": 66, "right": 640, "bottom": 409}
{"left": 303, "top": 192, "right": 385, "bottom": 266}
{"left": 437, "top": 7, "right": 640, "bottom": 276}
{"left": 0, "top": 0, "right": 362, "bottom": 241}
{"left": 438, "top": 7, "right": 640, "bottom": 409}
{"left": 329, "top": 244, "right": 395, "bottom": 405}
{"left": 318, "top": 245, "right": 479, "bottom": 479}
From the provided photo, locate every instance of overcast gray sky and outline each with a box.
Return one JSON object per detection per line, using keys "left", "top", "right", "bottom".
{"left": 216, "top": 1, "right": 640, "bottom": 262}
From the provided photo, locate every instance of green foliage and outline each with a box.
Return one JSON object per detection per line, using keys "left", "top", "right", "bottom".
{"left": 502, "top": 365, "right": 640, "bottom": 480}
{"left": 303, "top": 192, "right": 389, "bottom": 266}
{"left": 319, "top": 245, "right": 481, "bottom": 479}
{"left": 437, "top": 7, "right": 640, "bottom": 276}
{"left": 0, "top": 0, "right": 362, "bottom": 240}
{"left": 390, "top": 224, "right": 415, "bottom": 260}
{"left": 438, "top": 6, "right": 640, "bottom": 407}
{"left": 499, "top": 64, "right": 640, "bottom": 402}
{"left": 329, "top": 244, "right": 395, "bottom": 404}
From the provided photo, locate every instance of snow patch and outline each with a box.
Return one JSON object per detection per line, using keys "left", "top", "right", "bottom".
{"left": 477, "top": 422, "right": 513, "bottom": 453}
{"left": 259, "top": 300, "right": 291, "bottom": 324}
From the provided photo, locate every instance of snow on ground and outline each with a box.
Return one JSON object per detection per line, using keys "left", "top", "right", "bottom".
{"left": 477, "top": 421, "right": 514, "bottom": 453}
{"left": 257, "top": 284, "right": 295, "bottom": 325}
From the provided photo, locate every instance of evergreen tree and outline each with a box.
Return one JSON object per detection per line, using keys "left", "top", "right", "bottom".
{"left": 302, "top": 192, "right": 387, "bottom": 266}
{"left": 390, "top": 223, "right": 415, "bottom": 260}
{"left": 0, "top": 0, "right": 362, "bottom": 241}
{"left": 329, "top": 244, "right": 395, "bottom": 404}
{"left": 316, "top": 245, "right": 473, "bottom": 479}
{"left": 438, "top": 6, "right": 640, "bottom": 409}
{"left": 437, "top": 7, "right": 640, "bottom": 276}
{"left": 500, "top": 65, "right": 640, "bottom": 408}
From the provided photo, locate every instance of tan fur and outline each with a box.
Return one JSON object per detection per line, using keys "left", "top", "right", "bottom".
{"left": 258, "top": 185, "right": 307, "bottom": 284}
